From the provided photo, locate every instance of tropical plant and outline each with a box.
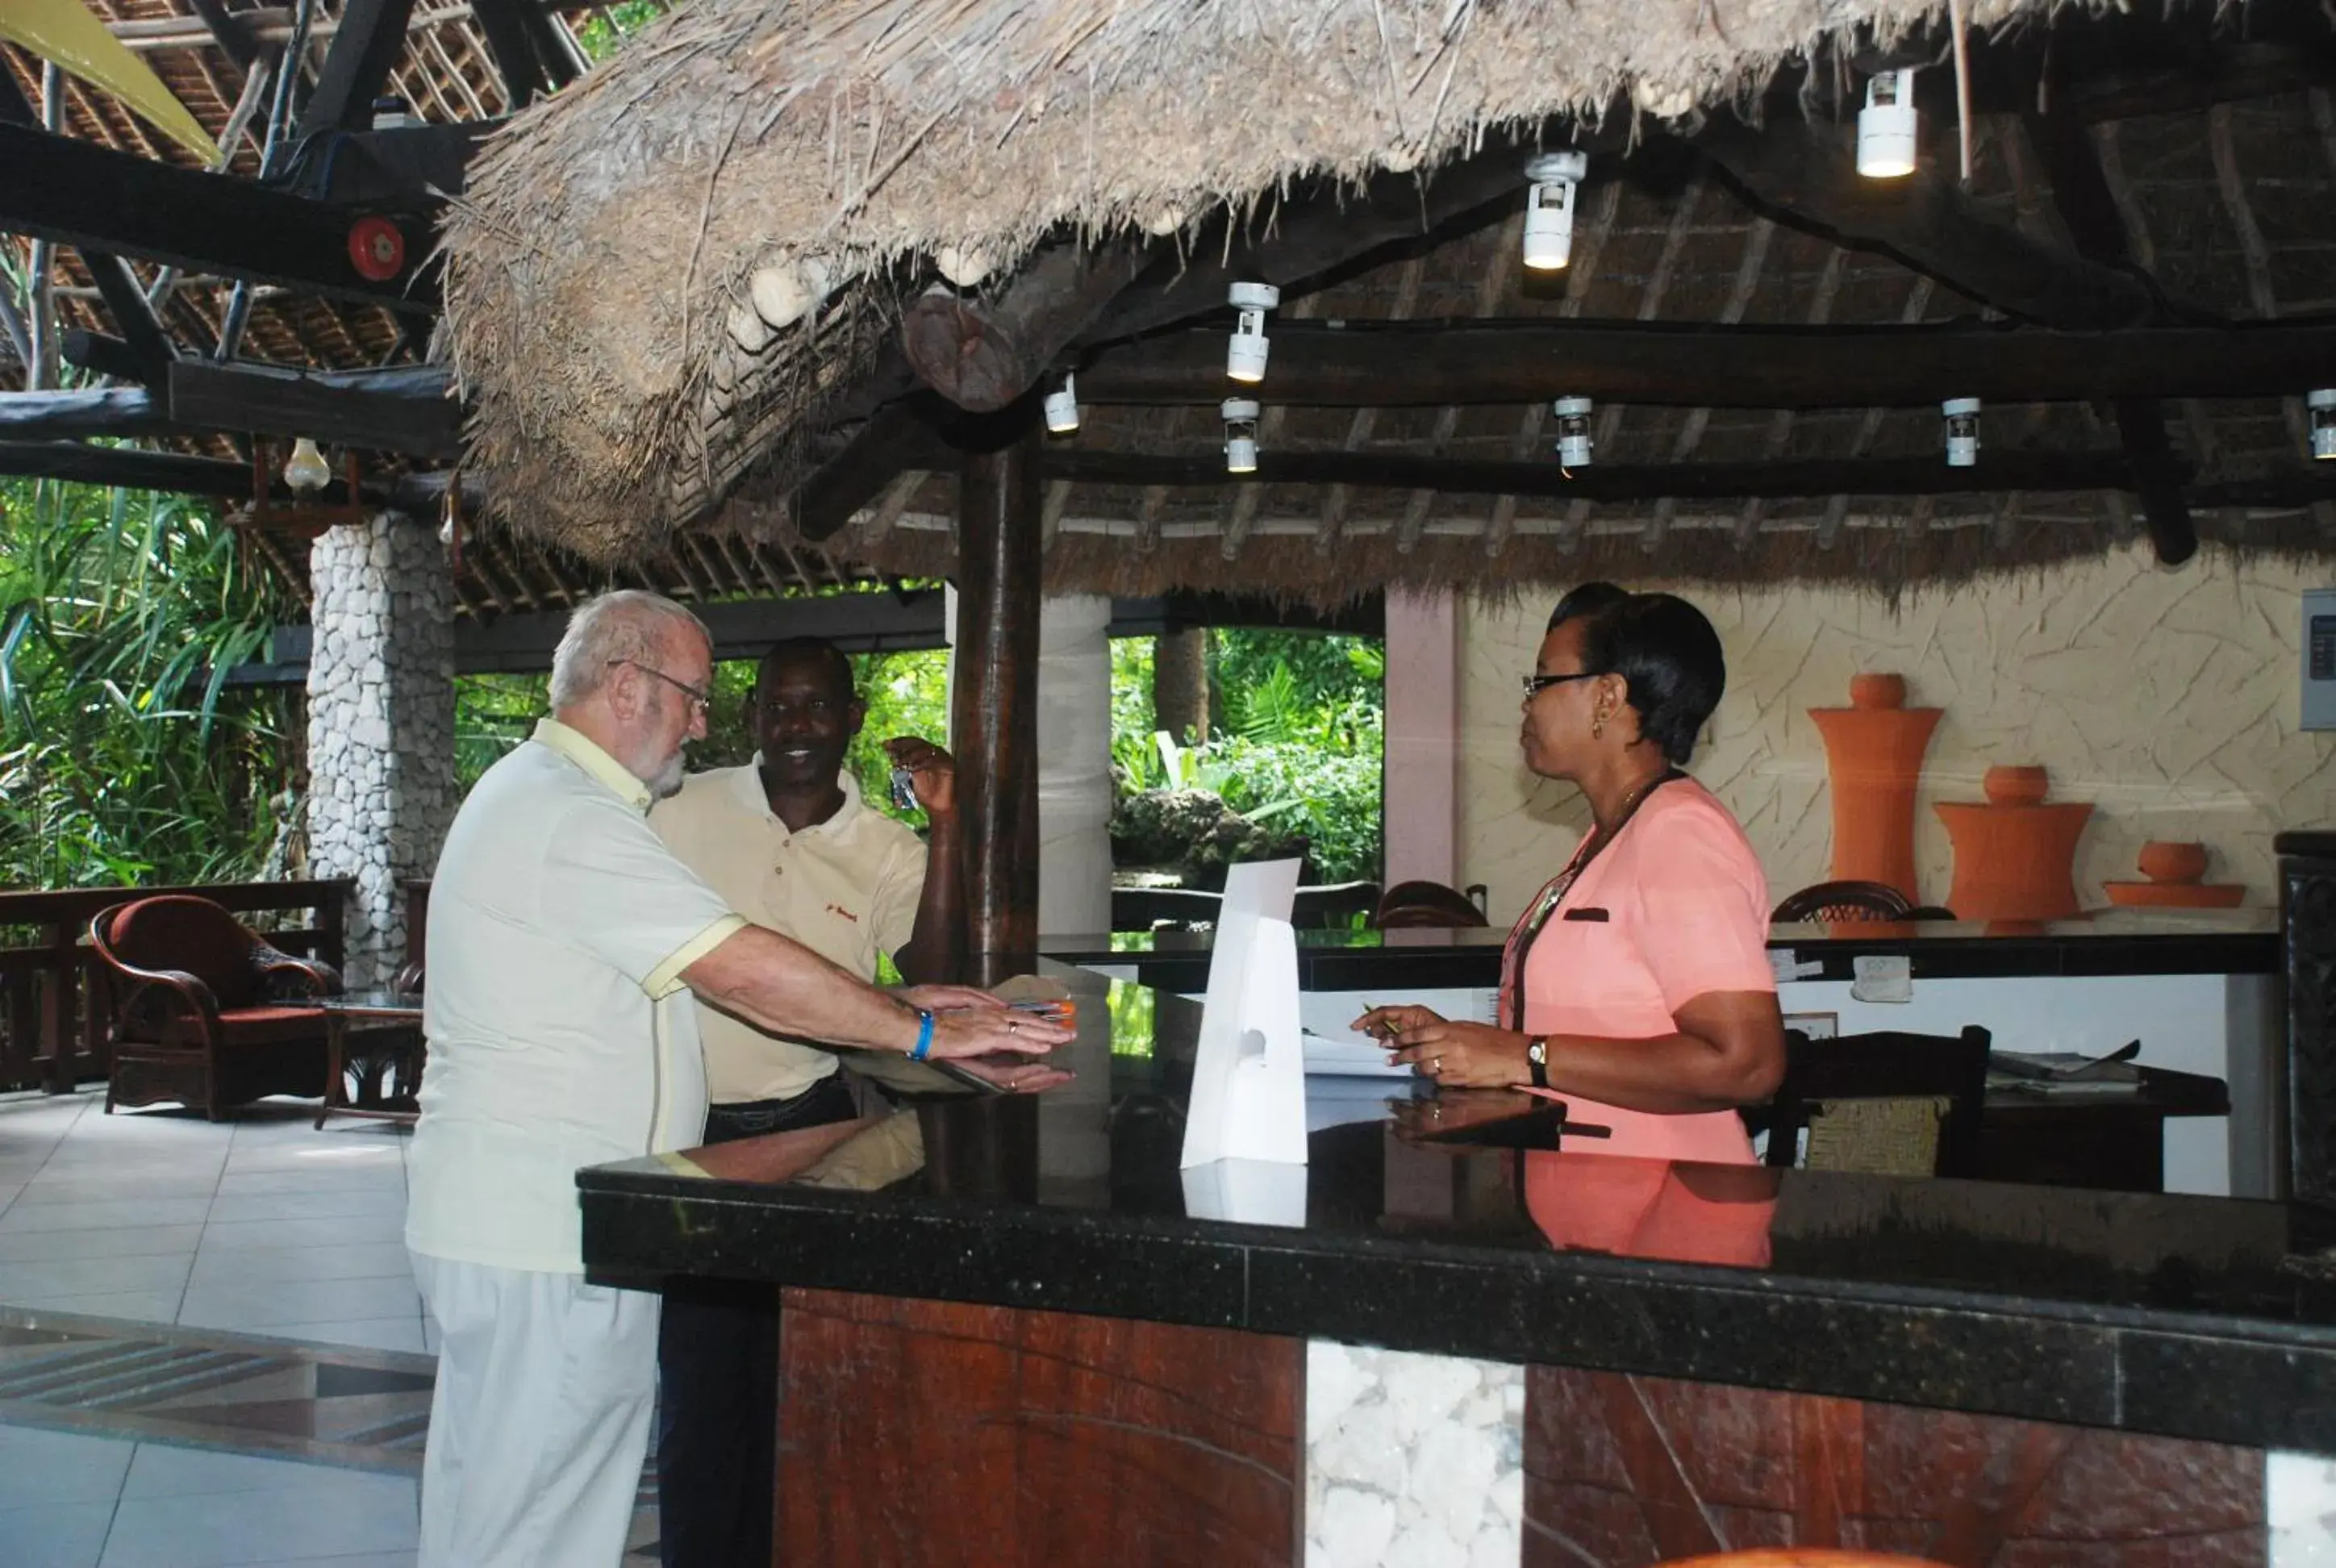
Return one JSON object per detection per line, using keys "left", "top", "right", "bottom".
{"left": 0, "top": 478, "right": 298, "bottom": 890}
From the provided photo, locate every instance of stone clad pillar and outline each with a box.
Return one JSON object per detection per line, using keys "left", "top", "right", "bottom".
{"left": 306, "top": 514, "right": 457, "bottom": 988}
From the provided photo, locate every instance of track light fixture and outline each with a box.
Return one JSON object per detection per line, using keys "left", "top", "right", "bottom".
{"left": 1522, "top": 151, "right": 1588, "bottom": 270}
{"left": 1226, "top": 282, "right": 1279, "bottom": 382}
{"left": 1222, "top": 398, "right": 1261, "bottom": 473}
{"left": 1858, "top": 69, "right": 1918, "bottom": 179}
{"left": 1043, "top": 373, "right": 1080, "bottom": 435}
{"left": 1943, "top": 398, "right": 1980, "bottom": 467}
{"left": 1553, "top": 397, "right": 1594, "bottom": 467}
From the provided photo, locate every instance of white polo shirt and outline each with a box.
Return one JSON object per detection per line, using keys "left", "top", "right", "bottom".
{"left": 651, "top": 761, "right": 925, "bottom": 1104}
{"left": 407, "top": 719, "right": 745, "bottom": 1274}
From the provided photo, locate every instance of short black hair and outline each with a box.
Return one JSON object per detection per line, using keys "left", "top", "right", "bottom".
{"left": 1555, "top": 589, "right": 1725, "bottom": 765}
{"left": 756, "top": 637, "right": 856, "bottom": 700}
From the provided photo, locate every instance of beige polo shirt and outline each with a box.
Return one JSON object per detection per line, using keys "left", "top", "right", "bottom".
{"left": 407, "top": 719, "right": 745, "bottom": 1274}
{"left": 651, "top": 761, "right": 926, "bottom": 1103}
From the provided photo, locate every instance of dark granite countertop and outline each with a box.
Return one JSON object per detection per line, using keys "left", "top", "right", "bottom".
{"left": 579, "top": 960, "right": 2335, "bottom": 1453}
{"left": 1039, "top": 907, "right": 2280, "bottom": 988}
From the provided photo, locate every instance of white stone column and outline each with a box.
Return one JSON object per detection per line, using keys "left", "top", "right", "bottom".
{"left": 1036, "top": 594, "right": 1114, "bottom": 939}
{"left": 306, "top": 514, "right": 457, "bottom": 988}
{"left": 1383, "top": 588, "right": 1462, "bottom": 890}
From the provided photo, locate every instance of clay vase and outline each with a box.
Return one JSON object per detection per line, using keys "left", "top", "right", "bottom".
{"left": 2104, "top": 840, "right": 2244, "bottom": 908}
{"left": 1809, "top": 674, "right": 1941, "bottom": 903}
{"left": 1936, "top": 764, "right": 2092, "bottom": 921}
{"left": 2136, "top": 840, "right": 2209, "bottom": 884}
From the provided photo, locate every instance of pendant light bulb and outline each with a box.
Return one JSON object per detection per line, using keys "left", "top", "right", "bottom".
{"left": 284, "top": 436, "right": 333, "bottom": 494}
{"left": 1522, "top": 151, "right": 1588, "bottom": 270}
{"left": 1043, "top": 372, "right": 1080, "bottom": 435}
{"left": 1222, "top": 397, "right": 1261, "bottom": 474}
{"left": 1226, "top": 281, "right": 1279, "bottom": 383}
{"left": 1943, "top": 398, "right": 1981, "bottom": 467}
{"left": 1858, "top": 69, "right": 1919, "bottom": 179}
{"left": 1552, "top": 397, "right": 1594, "bottom": 467}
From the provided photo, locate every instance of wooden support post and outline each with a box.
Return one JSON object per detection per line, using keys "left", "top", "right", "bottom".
{"left": 297, "top": 0, "right": 422, "bottom": 134}
{"left": 2021, "top": 106, "right": 2199, "bottom": 565}
{"left": 951, "top": 411, "right": 1045, "bottom": 983}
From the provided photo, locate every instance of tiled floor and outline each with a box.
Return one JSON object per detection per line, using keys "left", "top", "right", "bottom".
{"left": 0, "top": 1088, "right": 426, "bottom": 1566}
{"left": 0, "top": 1089, "right": 668, "bottom": 1566}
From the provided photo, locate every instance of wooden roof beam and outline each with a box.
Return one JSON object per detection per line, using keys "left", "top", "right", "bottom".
{"left": 1045, "top": 448, "right": 2162, "bottom": 503}
{"left": 0, "top": 123, "right": 436, "bottom": 307}
{"left": 1072, "top": 319, "right": 2336, "bottom": 408}
{"left": 298, "top": 0, "right": 423, "bottom": 134}
{"left": 2021, "top": 101, "right": 2196, "bottom": 565}
{"left": 1696, "top": 115, "right": 2184, "bottom": 330}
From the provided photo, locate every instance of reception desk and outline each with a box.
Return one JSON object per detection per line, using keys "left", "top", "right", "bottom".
{"left": 1052, "top": 908, "right": 2282, "bottom": 1198}
{"left": 581, "top": 962, "right": 2335, "bottom": 1566}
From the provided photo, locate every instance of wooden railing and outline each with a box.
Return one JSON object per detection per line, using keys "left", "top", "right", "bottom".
{"left": 0, "top": 880, "right": 350, "bottom": 1094}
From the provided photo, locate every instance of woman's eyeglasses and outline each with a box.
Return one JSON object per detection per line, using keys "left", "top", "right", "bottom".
{"left": 1520, "top": 671, "right": 1601, "bottom": 698}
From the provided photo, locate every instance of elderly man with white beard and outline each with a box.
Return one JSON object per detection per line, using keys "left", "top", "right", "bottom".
{"left": 403, "top": 590, "right": 1066, "bottom": 1567}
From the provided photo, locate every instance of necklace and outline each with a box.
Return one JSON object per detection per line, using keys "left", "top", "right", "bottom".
{"left": 1500, "top": 765, "right": 1683, "bottom": 1030}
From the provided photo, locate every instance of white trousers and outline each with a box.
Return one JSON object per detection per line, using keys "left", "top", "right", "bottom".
{"left": 411, "top": 1251, "right": 659, "bottom": 1568}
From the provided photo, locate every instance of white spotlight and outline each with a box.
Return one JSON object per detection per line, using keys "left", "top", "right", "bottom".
{"left": 1857, "top": 69, "right": 1919, "bottom": 179}
{"left": 1943, "top": 398, "right": 1981, "bottom": 467}
{"left": 1222, "top": 398, "right": 1261, "bottom": 473}
{"left": 1553, "top": 397, "right": 1594, "bottom": 467}
{"left": 1226, "top": 281, "right": 1279, "bottom": 382}
{"left": 2312, "top": 389, "right": 2336, "bottom": 461}
{"left": 1523, "top": 151, "right": 1588, "bottom": 270}
{"left": 1043, "top": 372, "right": 1080, "bottom": 435}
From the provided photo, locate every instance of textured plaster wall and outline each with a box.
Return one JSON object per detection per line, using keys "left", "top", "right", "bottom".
{"left": 1458, "top": 544, "right": 2336, "bottom": 924}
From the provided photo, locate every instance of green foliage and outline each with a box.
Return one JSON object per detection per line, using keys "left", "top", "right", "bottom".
{"left": 453, "top": 643, "right": 953, "bottom": 819}
{"left": 0, "top": 478, "right": 297, "bottom": 890}
{"left": 569, "top": 0, "right": 667, "bottom": 63}
{"left": 1104, "top": 629, "right": 1386, "bottom": 885}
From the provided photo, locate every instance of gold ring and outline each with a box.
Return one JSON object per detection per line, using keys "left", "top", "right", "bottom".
{"left": 1431, "top": 1056, "right": 1443, "bottom": 1075}
{"left": 1007, "top": 1020, "right": 1020, "bottom": 1035}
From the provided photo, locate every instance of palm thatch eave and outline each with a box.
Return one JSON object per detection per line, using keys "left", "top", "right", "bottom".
{"left": 441, "top": 0, "right": 2050, "bottom": 564}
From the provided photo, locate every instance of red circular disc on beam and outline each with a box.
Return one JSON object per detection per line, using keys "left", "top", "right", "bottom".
{"left": 348, "top": 217, "right": 406, "bottom": 281}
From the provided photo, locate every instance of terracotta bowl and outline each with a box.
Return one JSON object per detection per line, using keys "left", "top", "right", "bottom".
{"left": 1981, "top": 765, "right": 2050, "bottom": 807}
{"left": 1847, "top": 673, "right": 1907, "bottom": 710}
{"left": 2137, "top": 840, "right": 2209, "bottom": 884}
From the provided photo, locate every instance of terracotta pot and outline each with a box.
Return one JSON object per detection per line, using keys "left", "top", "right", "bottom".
{"left": 1847, "top": 673, "right": 1907, "bottom": 711}
{"left": 2137, "top": 840, "right": 2209, "bottom": 884}
{"left": 1982, "top": 765, "right": 2050, "bottom": 807}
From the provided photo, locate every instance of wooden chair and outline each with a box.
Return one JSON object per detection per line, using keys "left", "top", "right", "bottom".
{"left": 1658, "top": 1553, "right": 1952, "bottom": 1566}
{"left": 1374, "top": 879, "right": 1490, "bottom": 928}
{"left": 1763, "top": 1026, "right": 1992, "bottom": 1178}
{"left": 89, "top": 895, "right": 340, "bottom": 1119}
{"left": 1771, "top": 880, "right": 1917, "bottom": 924}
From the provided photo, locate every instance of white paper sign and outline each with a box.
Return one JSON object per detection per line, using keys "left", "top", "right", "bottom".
{"left": 1179, "top": 1157, "right": 1310, "bottom": 1228}
{"left": 1178, "top": 858, "right": 1308, "bottom": 1171}
{"left": 1850, "top": 953, "right": 1915, "bottom": 1003}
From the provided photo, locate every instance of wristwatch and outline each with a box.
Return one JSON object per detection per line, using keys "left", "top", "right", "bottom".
{"left": 1526, "top": 1036, "right": 1550, "bottom": 1089}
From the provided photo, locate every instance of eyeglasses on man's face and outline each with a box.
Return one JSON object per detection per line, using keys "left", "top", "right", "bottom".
{"left": 609, "top": 658, "right": 712, "bottom": 716}
{"left": 1520, "top": 670, "right": 1602, "bottom": 699}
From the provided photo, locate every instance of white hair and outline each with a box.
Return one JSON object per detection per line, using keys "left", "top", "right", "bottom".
{"left": 548, "top": 590, "right": 710, "bottom": 710}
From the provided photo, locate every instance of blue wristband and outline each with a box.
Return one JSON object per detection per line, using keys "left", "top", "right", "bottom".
{"left": 910, "top": 1009, "right": 934, "bottom": 1061}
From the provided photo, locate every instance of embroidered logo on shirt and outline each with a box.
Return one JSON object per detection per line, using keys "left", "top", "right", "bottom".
{"left": 825, "top": 903, "right": 861, "bottom": 924}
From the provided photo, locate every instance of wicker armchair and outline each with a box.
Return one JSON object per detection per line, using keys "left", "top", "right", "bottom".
{"left": 90, "top": 895, "right": 341, "bottom": 1119}
{"left": 1771, "top": 880, "right": 1919, "bottom": 924}
{"left": 1374, "top": 880, "right": 1490, "bottom": 928}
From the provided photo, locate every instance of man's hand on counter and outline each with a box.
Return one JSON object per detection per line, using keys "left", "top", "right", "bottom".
{"left": 920, "top": 994, "right": 1074, "bottom": 1058}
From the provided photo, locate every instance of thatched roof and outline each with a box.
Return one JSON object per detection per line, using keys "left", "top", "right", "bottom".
{"left": 442, "top": 0, "right": 2336, "bottom": 601}
{"left": 4, "top": 0, "right": 882, "bottom": 613}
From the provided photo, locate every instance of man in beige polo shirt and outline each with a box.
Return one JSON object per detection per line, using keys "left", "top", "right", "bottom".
{"left": 647, "top": 636, "right": 963, "bottom": 1568}
{"left": 407, "top": 595, "right": 1062, "bottom": 1568}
